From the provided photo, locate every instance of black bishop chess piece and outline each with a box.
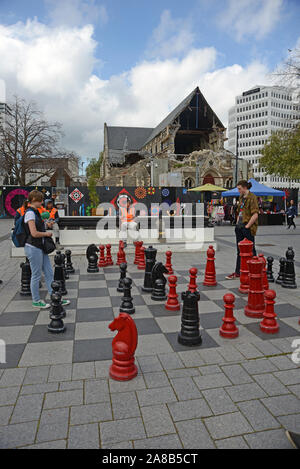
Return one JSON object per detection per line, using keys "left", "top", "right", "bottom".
{"left": 20, "top": 258, "right": 31, "bottom": 296}
{"left": 86, "top": 244, "right": 99, "bottom": 273}
{"left": 266, "top": 256, "right": 275, "bottom": 283}
{"left": 120, "top": 277, "right": 135, "bottom": 315}
{"left": 178, "top": 290, "right": 202, "bottom": 346}
{"left": 142, "top": 245, "right": 157, "bottom": 293}
{"left": 65, "top": 250, "right": 75, "bottom": 274}
{"left": 282, "top": 247, "right": 297, "bottom": 289}
{"left": 117, "top": 263, "right": 128, "bottom": 293}
{"left": 151, "top": 262, "right": 168, "bottom": 301}
{"left": 54, "top": 251, "right": 67, "bottom": 296}
{"left": 48, "top": 281, "right": 65, "bottom": 333}
{"left": 276, "top": 257, "right": 286, "bottom": 285}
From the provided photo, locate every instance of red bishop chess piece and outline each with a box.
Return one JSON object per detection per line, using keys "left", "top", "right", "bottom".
{"left": 165, "top": 251, "right": 174, "bottom": 275}
{"left": 106, "top": 244, "right": 113, "bottom": 266}
{"left": 188, "top": 268, "right": 198, "bottom": 293}
{"left": 137, "top": 246, "right": 146, "bottom": 270}
{"left": 238, "top": 238, "right": 253, "bottom": 294}
{"left": 244, "top": 256, "right": 265, "bottom": 318}
{"left": 260, "top": 290, "right": 279, "bottom": 334}
{"left": 117, "top": 240, "right": 126, "bottom": 265}
{"left": 219, "top": 293, "right": 239, "bottom": 338}
{"left": 134, "top": 241, "right": 143, "bottom": 265}
{"left": 203, "top": 245, "right": 217, "bottom": 287}
{"left": 258, "top": 253, "right": 269, "bottom": 291}
{"left": 109, "top": 313, "right": 138, "bottom": 381}
{"left": 165, "top": 275, "right": 180, "bottom": 311}
{"left": 98, "top": 245, "right": 107, "bottom": 267}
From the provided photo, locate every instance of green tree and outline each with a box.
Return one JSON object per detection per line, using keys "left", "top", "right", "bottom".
{"left": 259, "top": 125, "right": 300, "bottom": 179}
{"left": 86, "top": 152, "right": 103, "bottom": 207}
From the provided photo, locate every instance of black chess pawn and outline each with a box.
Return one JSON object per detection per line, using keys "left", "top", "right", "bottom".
{"left": 51, "top": 281, "right": 66, "bottom": 318}
{"left": 87, "top": 252, "right": 99, "bottom": 273}
{"left": 282, "top": 247, "right": 297, "bottom": 289}
{"left": 54, "top": 251, "right": 68, "bottom": 295}
{"left": 61, "top": 253, "right": 69, "bottom": 280}
{"left": 276, "top": 257, "right": 286, "bottom": 284}
{"left": 151, "top": 278, "right": 167, "bottom": 301}
{"left": 266, "top": 256, "right": 275, "bottom": 283}
{"left": 65, "top": 250, "right": 75, "bottom": 274}
{"left": 120, "top": 278, "right": 135, "bottom": 315}
{"left": 117, "top": 263, "right": 128, "bottom": 293}
{"left": 178, "top": 290, "right": 202, "bottom": 346}
{"left": 142, "top": 245, "right": 157, "bottom": 293}
{"left": 48, "top": 281, "right": 65, "bottom": 333}
{"left": 20, "top": 258, "right": 31, "bottom": 296}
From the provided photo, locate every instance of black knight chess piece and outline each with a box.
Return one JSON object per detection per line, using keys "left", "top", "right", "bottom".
{"left": 275, "top": 257, "right": 286, "bottom": 285}
{"left": 151, "top": 262, "right": 168, "bottom": 301}
{"left": 48, "top": 281, "right": 65, "bottom": 333}
{"left": 65, "top": 250, "right": 75, "bottom": 274}
{"left": 20, "top": 258, "right": 31, "bottom": 296}
{"left": 117, "top": 263, "right": 128, "bottom": 293}
{"left": 266, "top": 256, "right": 275, "bottom": 283}
{"left": 282, "top": 247, "right": 297, "bottom": 289}
{"left": 120, "top": 277, "right": 135, "bottom": 315}
{"left": 178, "top": 290, "right": 202, "bottom": 346}
{"left": 86, "top": 244, "right": 99, "bottom": 273}
{"left": 142, "top": 245, "right": 157, "bottom": 293}
{"left": 54, "top": 251, "right": 67, "bottom": 295}
{"left": 86, "top": 244, "right": 99, "bottom": 260}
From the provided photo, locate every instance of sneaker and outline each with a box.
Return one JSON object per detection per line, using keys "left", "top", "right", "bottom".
{"left": 32, "top": 300, "right": 50, "bottom": 309}
{"left": 61, "top": 299, "right": 70, "bottom": 306}
{"left": 225, "top": 272, "right": 240, "bottom": 280}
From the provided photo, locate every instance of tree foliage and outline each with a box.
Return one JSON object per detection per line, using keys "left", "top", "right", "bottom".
{"left": 86, "top": 152, "right": 103, "bottom": 207}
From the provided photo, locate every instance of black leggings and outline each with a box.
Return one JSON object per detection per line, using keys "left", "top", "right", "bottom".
{"left": 287, "top": 217, "right": 296, "bottom": 228}
{"left": 235, "top": 225, "right": 256, "bottom": 274}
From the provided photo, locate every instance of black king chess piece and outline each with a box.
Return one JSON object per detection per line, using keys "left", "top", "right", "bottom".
{"left": 48, "top": 281, "right": 66, "bottom": 333}
{"left": 266, "top": 256, "right": 275, "bottom": 283}
{"left": 54, "top": 251, "right": 67, "bottom": 295}
{"left": 275, "top": 257, "right": 286, "bottom": 285}
{"left": 117, "top": 263, "right": 128, "bottom": 293}
{"left": 65, "top": 250, "right": 75, "bottom": 274}
{"left": 151, "top": 262, "right": 168, "bottom": 301}
{"left": 142, "top": 245, "right": 157, "bottom": 293}
{"left": 282, "top": 247, "right": 297, "bottom": 289}
{"left": 178, "top": 290, "right": 202, "bottom": 346}
{"left": 120, "top": 278, "right": 135, "bottom": 315}
{"left": 20, "top": 258, "right": 31, "bottom": 296}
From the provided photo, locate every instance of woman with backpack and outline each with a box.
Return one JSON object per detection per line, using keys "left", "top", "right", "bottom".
{"left": 24, "top": 190, "right": 70, "bottom": 309}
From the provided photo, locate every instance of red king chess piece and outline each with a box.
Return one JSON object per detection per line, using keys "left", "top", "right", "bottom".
{"left": 109, "top": 313, "right": 138, "bottom": 381}
{"left": 238, "top": 238, "right": 253, "bottom": 294}
{"left": 134, "top": 241, "right": 143, "bottom": 265}
{"left": 165, "top": 251, "right": 174, "bottom": 274}
{"left": 106, "top": 244, "right": 113, "bottom": 266}
{"left": 98, "top": 245, "right": 107, "bottom": 267}
{"left": 219, "top": 293, "right": 239, "bottom": 338}
{"left": 260, "top": 290, "right": 279, "bottom": 334}
{"left": 165, "top": 275, "right": 180, "bottom": 311}
{"left": 258, "top": 253, "right": 269, "bottom": 291}
{"left": 203, "top": 245, "right": 217, "bottom": 286}
{"left": 244, "top": 256, "right": 265, "bottom": 318}
{"left": 188, "top": 268, "right": 198, "bottom": 293}
{"left": 137, "top": 246, "right": 146, "bottom": 270}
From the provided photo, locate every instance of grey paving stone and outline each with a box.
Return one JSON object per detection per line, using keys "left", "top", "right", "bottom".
{"left": 71, "top": 403, "right": 112, "bottom": 425}
{"left": 23, "top": 366, "right": 49, "bottom": 385}
{"left": 0, "top": 368, "right": 26, "bottom": 387}
{"left": 241, "top": 358, "right": 278, "bottom": 375}
{"left": 193, "top": 372, "right": 232, "bottom": 390}
{"left": 253, "top": 373, "right": 290, "bottom": 396}
{"left": 143, "top": 371, "right": 170, "bottom": 388}
{"left": 136, "top": 355, "right": 163, "bottom": 373}
{"left": 0, "top": 421, "right": 38, "bottom": 448}
{"left": 175, "top": 419, "right": 215, "bottom": 449}
{"left": 72, "top": 362, "right": 96, "bottom": 380}
{"left": 234, "top": 343, "right": 264, "bottom": 359}
{"left": 202, "top": 388, "right": 238, "bottom": 415}
{"left": 0, "top": 386, "right": 20, "bottom": 406}
{"left": 133, "top": 434, "right": 183, "bottom": 449}
{"left": 238, "top": 400, "right": 281, "bottom": 431}
{"left": 166, "top": 368, "right": 200, "bottom": 379}
{"left": 68, "top": 423, "right": 100, "bottom": 449}
{"left": 170, "top": 377, "right": 202, "bottom": 400}
{"left": 111, "top": 391, "right": 140, "bottom": 420}
{"left": 0, "top": 405, "right": 13, "bottom": 425}
{"left": 102, "top": 441, "right": 133, "bottom": 449}
{"left": 244, "top": 429, "right": 294, "bottom": 449}
{"left": 95, "top": 360, "right": 111, "bottom": 378}
{"left": 277, "top": 414, "right": 300, "bottom": 433}
{"left": 204, "top": 411, "right": 253, "bottom": 439}
{"left": 251, "top": 341, "right": 282, "bottom": 356}
{"left": 215, "top": 436, "right": 249, "bottom": 449}
{"left": 21, "top": 440, "right": 67, "bottom": 449}
{"left": 261, "top": 395, "right": 300, "bottom": 416}
{"left": 11, "top": 393, "right": 44, "bottom": 423}
{"left": 44, "top": 389, "right": 83, "bottom": 409}
{"left": 141, "top": 404, "right": 176, "bottom": 437}
{"left": 37, "top": 408, "right": 69, "bottom": 442}
{"left": 136, "top": 386, "right": 177, "bottom": 407}
{"left": 221, "top": 364, "right": 253, "bottom": 385}
{"left": 198, "top": 348, "right": 225, "bottom": 365}
{"left": 100, "top": 417, "right": 146, "bottom": 445}
{"left": 269, "top": 338, "right": 294, "bottom": 353}
{"left": 158, "top": 352, "right": 185, "bottom": 370}
{"left": 269, "top": 355, "right": 298, "bottom": 370}
{"left": 274, "top": 369, "right": 300, "bottom": 386}
{"left": 84, "top": 379, "right": 110, "bottom": 404}
{"left": 109, "top": 375, "right": 146, "bottom": 393}
{"left": 48, "top": 364, "right": 72, "bottom": 382}
{"left": 59, "top": 380, "right": 83, "bottom": 391}
{"left": 168, "top": 398, "right": 212, "bottom": 421}
{"left": 177, "top": 350, "right": 205, "bottom": 367}
{"left": 225, "top": 383, "right": 267, "bottom": 402}
{"left": 288, "top": 384, "right": 300, "bottom": 398}
{"left": 21, "top": 382, "right": 58, "bottom": 395}
{"left": 198, "top": 365, "right": 222, "bottom": 375}
{"left": 218, "top": 346, "right": 245, "bottom": 362}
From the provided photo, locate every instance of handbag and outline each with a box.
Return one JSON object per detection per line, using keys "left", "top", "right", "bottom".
{"left": 43, "top": 236, "right": 56, "bottom": 254}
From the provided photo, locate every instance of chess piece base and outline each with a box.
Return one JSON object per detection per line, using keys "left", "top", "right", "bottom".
{"left": 219, "top": 327, "right": 239, "bottom": 338}
{"left": 260, "top": 322, "right": 279, "bottom": 334}
{"left": 178, "top": 333, "right": 202, "bottom": 346}
{"left": 20, "top": 290, "right": 31, "bottom": 296}
{"left": 109, "top": 363, "right": 138, "bottom": 381}
{"left": 203, "top": 280, "right": 217, "bottom": 287}
{"left": 87, "top": 267, "right": 99, "bottom": 273}
{"left": 165, "top": 303, "right": 180, "bottom": 311}
{"left": 119, "top": 305, "right": 135, "bottom": 315}
{"left": 151, "top": 294, "right": 167, "bottom": 301}
{"left": 48, "top": 321, "right": 66, "bottom": 333}
{"left": 244, "top": 306, "right": 264, "bottom": 318}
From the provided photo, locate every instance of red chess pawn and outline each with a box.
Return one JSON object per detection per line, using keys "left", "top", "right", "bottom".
{"left": 203, "top": 245, "right": 217, "bottom": 287}
{"left": 165, "top": 251, "right": 174, "bottom": 274}
{"left": 260, "top": 290, "right": 279, "bottom": 334}
{"left": 165, "top": 275, "right": 180, "bottom": 311}
{"left": 244, "top": 256, "right": 265, "bottom": 318}
{"left": 98, "top": 245, "right": 107, "bottom": 267}
{"left": 106, "top": 244, "right": 114, "bottom": 266}
{"left": 238, "top": 238, "right": 253, "bottom": 294}
{"left": 109, "top": 313, "right": 138, "bottom": 381}
{"left": 219, "top": 293, "right": 239, "bottom": 339}
{"left": 134, "top": 241, "right": 143, "bottom": 265}
{"left": 258, "top": 253, "right": 269, "bottom": 291}
{"left": 188, "top": 268, "right": 198, "bottom": 293}
{"left": 117, "top": 241, "right": 126, "bottom": 265}
{"left": 137, "top": 246, "right": 146, "bottom": 270}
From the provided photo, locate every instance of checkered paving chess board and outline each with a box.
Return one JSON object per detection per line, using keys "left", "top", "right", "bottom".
{"left": 1, "top": 258, "right": 299, "bottom": 369}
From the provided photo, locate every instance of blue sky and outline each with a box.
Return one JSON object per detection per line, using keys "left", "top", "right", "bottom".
{"left": 0, "top": 0, "right": 299, "bottom": 158}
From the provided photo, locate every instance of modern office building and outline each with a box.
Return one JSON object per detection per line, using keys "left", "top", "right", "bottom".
{"left": 228, "top": 85, "right": 300, "bottom": 188}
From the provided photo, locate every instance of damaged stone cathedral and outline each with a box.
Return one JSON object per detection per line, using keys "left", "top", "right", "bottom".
{"left": 100, "top": 87, "right": 251, "bottom": 188}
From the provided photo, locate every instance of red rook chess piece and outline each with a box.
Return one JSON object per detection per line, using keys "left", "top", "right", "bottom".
{"left": 219, "top": 293, "right": 239, "bottom": 338}
{"left": 203, "top": 245, "right": 217, "bottom": 286}
{"left": 109, "top": 313, "right": 138, "bottom": 381}
{"left": 165, "top": 275, "right": 180, "bottom": 311}
{"left": 106, "top": 244, "right": 113, "bottom": 266}
{"left": 238, "top": 238, "right": 253, "bottom": 294}
{"left": 137, "top": 246, "right": 146, "bottom": 270}
{"left": 134, "top": 241, "right": 143, "bottom": 265}
{"left": 188, "top": 268, "right": 198, "bottom": 293}
{"left": 244, "top": 256, "right": 265, "bottom": 318}
{"left": 165, "top": 251, "right": 174, "bottom": 274}
{"left": 258, "top": 253, "right": 269, "bottom": 291}
{"left": 98, "top": 245, "right": 107, "bottom": 267}
{"left": 260, "top": 290, "right": 279, "bottom": 334}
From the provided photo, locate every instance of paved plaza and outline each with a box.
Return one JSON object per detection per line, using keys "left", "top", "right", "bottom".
{"left": 0, "top": 220, "right": 299, "bottom": 449}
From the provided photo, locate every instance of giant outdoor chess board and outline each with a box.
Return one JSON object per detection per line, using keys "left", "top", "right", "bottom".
{"left": 1, "top": 257, "right": 300, "bottom": 369}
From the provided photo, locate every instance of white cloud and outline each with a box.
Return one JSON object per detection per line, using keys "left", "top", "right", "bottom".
{"left": 45, "top": 0, "right": 108, "bottom": 27}
{"left": 218, "top": 0, "right": 283, "bottom": 41}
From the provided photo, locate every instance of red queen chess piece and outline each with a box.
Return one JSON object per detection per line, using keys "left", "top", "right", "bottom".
{"left": 109, "top": 313, "right": 138, "bottom": 381}
{"left": 238, "top": 238, "right": 253, "bottom": 294}
{"left": 244, "top": 256, "right": 265, "bottom": 318}
{"left": 260, "top": 290, "right": 279, "bottom": 334}
{"left": 165, "top": 275, "right": 180, "bottom": 311}
{"left": 105, "top": 244, "right": 114, "bottom": 266}
{"left": 219, "top": 293, "right": 239, "bottom": 338}
{"left": 98, "top": 245, "right": 107, "bottom": 267}
{"left": 203, "top": 245, "right": 217, "bottom": 286}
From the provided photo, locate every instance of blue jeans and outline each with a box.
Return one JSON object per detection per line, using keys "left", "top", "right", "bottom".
{"left": 24, "top": 244, "right": 53, "bottom": 302}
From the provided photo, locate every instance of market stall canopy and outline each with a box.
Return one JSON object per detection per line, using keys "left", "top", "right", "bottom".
{"left": 188, "top": 183, "right": 227, "bottom": 192}
{"left": 221, "top": 179, "right": 285, "bottom": 198}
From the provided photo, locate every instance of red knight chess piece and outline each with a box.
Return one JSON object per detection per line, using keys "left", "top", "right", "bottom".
{"left": 165, "top": 251, "right": 174, "bottom": 274}
{"left": 219, "top": 293, "right": 239, "bottom": 338}
{"left": 238, "top": 238, "right": 253, "bottom": 294}
{"left": 98, "top": 245, "right": 107, "bottom": 267}
{"left": 258, "top": 253, "right": 269, "bottom": 291}
{"left": 106, "top": 244, "right": 113, "bottom": 266}
{"left": 203, "top": 245, "right": 217, "bottom": 286}
{"left": 260, "top": 289, "right": 279, "bottom": 334}
{"left": 165, "top": 275, "right": 180, "bottom": 311}
{"left": 244, "top": 256, "right": 265, "bottom": 318}
{"left": 109, "top": 313, "right": 138, "bottom": 381}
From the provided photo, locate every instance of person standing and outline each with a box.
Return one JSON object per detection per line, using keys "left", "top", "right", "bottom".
{"left": 286, "top": 199, "right": 297, "bottom": 229}
{"left": 44, "top": 199, "right": 62, "bottom": 248}
{"left": 226, "top": 180, "right": 259, "bottom": 279}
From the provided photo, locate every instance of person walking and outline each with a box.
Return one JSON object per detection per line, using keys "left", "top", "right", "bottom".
{"left": 286, "top": 199, "right": 297, "bottom": 229}
{"left": 226, "top": 180, "right": 259, "bottom": 279}
{"left": 24, "top": 190, "right": 70, "bottom": 309}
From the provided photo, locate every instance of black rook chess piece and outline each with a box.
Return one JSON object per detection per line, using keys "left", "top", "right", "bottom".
{"left": 120, "top": 278, "right": 135, "bottom": 315}
{"left": 117, "top": 263, "right": 128, "bottom": 293}
{"left": 48, "top": 281, "right": 65, "bottom": 333}
{"left": 20, "top": 258, "right": 31, "bottom": 296}
{"left": 65, "top": 250, "right": 75, "bottom": 274}
{"left": 54, "top": 251, "right": 67, "bottom": 295}
{"left": 151, "top": 262, "right": 168, "bottom": 301}
{"left": 178, "top": 290, "right": 202, "bottom": 346}
{"left": 142, "top": 245, "right": 157, "bottom": 293}
{"left": 266, "top": 256, "right": 275, "bottom": 283}
{"left": 282, "top": 247, "right": 297, "bottom": 289}
{"left": 275, "top": 257, "right": 286, "bottom": 285}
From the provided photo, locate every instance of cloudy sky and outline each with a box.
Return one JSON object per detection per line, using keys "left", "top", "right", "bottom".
{"left": 0, "top": 0, "right": 299, "bottom": 162}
